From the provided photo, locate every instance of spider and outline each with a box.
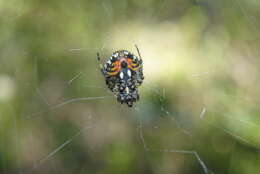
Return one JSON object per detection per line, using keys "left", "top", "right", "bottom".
{"left": 97, "top": 45, "right": 144, "bottom": 107}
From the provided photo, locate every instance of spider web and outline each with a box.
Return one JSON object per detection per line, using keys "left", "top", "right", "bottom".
{"left": 0, "top": 0, "right": 260, "bottom": 174}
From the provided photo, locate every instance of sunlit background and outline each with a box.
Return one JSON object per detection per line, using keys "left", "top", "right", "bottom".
{"left": 1, "top": 0, "right": 260, "bottom": 173}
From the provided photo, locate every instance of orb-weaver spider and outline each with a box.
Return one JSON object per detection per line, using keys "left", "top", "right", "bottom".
{"left": 97, "top": 45, "right": 144, "bottom": 107}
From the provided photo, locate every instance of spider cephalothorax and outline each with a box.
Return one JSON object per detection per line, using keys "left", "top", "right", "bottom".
{"left": 97, "top": 45, "right": 144, "bottom": 107}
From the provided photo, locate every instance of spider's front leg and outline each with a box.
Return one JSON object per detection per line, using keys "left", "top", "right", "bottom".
{"left": 97, "top": 52, "right": 107, "bottom": 76}
{"left": 97, "top": 52, "right": 103, "bottom": 69}
{"left": 135, "top": 44, "right": 142, "bottom": 60}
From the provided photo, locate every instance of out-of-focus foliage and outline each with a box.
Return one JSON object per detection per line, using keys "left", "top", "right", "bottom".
{"left": 0, "top": 0, "right": 260, "bottom": 173}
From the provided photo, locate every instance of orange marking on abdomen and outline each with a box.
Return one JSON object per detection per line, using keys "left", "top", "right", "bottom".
{"left": 108, "top": 61, "right": 121, "bottom": 76}
{"left": 108, "top": 71, "right": 119, "bottom": 76}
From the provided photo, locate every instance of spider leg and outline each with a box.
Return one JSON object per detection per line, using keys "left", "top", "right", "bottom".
{"left": 134, "top": 44, "right": 142, "bottom": 59}
{"left": 97, "top": 52, "right": 101, "bottom": 62}
{"left": 97, "top": 52, "right": 103, "bottom": 69}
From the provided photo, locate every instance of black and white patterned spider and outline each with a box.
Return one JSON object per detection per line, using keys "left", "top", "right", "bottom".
{"left": 97, "top": 45, "right": 144, "bottom": 107}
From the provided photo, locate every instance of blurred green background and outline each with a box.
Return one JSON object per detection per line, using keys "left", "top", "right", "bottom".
{"left": 1, "top": 0, "right": 260, "bottom": 173}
